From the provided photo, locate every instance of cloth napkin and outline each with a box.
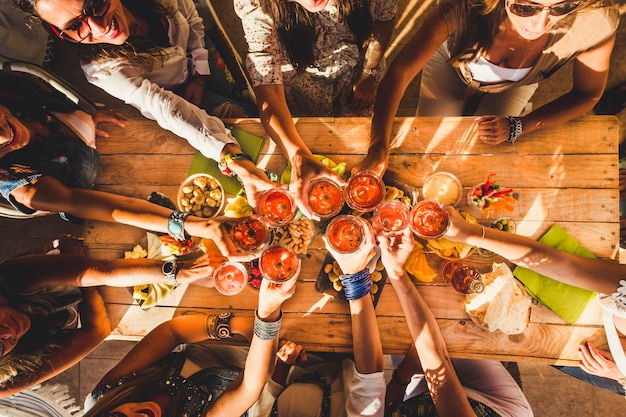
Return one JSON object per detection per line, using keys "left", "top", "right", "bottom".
{"left": 513, "top": 224, "right": 597, "bottom": 324}
{"left": 188, "top": 126, "right": 265, "bottom": 196}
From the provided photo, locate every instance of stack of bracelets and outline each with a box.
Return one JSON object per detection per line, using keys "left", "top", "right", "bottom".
{"left": 339, "top": 269, "right": 372, "bottom": 301}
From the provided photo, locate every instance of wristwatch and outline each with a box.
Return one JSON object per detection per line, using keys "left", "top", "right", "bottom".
{"left": 218, "top": 153, "right": 253, "bottom": 177}
{"left": 168, "top": 210, "right": 189, "bottom": 241}
{"left": 505, "top": 116, "right": 523, "bottom": 144}
{"left": 162, "top": 260, "right": 180, "bottom": 286}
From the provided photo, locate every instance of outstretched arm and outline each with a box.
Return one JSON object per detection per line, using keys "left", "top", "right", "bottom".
{"left": 254, "top": 84, "right": 345, "bottom": 219}
{"left": 357, "top": 8, "right": 448, "bottom": 176}
{"left": 444, "top": 208, "right": 624, "bottom": 295}
{"left": 378, "top": 228, "right": 475, "bottom": 417}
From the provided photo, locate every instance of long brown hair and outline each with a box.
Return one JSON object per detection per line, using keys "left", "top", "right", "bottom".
{"left": 259, "top": 0, "right": 373, "bottom": 70}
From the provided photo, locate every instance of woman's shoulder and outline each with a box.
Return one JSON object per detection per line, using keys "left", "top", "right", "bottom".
{"left": 557, "top": 3, "right": 620, "bottom": 46}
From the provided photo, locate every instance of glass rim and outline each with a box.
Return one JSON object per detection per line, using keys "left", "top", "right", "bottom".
{"left": 213, "top": 261, "right": 248, "bottom": 296}
{"left": 258, "top": 244, "right": 300, "bottom": 283}
{"left": 409, "top": 199, "right": 450, "bottom": 239}
{"left": 344, "top": 171, "right": 385, "bottom": 212}
{"left": 326, "top": 214, "right": 364, "bottom": 254}
{"left": 230, "top": 217, "right": 270, "bottom": 253}
{"left": 257, "top": 188, "right": 297, "bottom": 227}
{"left": 305, "top": 177, "right": 345, "bottom": 218}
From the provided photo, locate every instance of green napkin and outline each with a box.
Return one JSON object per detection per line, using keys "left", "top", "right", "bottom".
{"left": 188, "top": 126, "right": 265, "bottom": 196}
{"left": 513, "top": 224, "right": 597, "bottom": 324}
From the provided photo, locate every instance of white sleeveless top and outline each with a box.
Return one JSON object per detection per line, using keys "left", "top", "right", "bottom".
{"left": 467, "top": 55, "right": 532, "bottom": 83}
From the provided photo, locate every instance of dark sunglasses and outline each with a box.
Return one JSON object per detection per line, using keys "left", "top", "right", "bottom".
{"left": 49, "top": 0, "right": 112, "bottom": 43}
{"left": 508, "top": 0, "right": 583, "bottom": 17}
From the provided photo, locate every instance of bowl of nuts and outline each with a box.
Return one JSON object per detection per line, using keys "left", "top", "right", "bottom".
{"left": 177, "top": 173, "right": 225, "bottom": 218}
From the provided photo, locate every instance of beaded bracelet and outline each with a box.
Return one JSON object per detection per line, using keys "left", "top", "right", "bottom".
{"left": 254, "top": 310, "right": 282, "bottom": 340}
{"left": 340, "top": 269, "right": 372, "bottom": 301}
{"left": 205, "top": 312, "right": 234, "bottom": 340}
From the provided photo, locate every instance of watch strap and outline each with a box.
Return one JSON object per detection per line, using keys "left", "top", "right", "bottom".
{"left": 505, "top": 116, "right": 522, "bottom": 144}
{"left": 162, "top": 260, "right": 181, "bottom": 286}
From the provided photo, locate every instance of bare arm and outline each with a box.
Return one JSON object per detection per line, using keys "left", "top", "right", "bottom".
{"left": 378, "top": 228, "right": 475, "bottom": 417}
{"left": 520, "top": 35, "right": 615, "bottom": 136}
{"left": 0, "top": 288, "right": 111, "bottom": 398}
{"left": 9, "top": 176, "right": 255, "bottom": 261}
{"left": 444, "top": 208, "right": 623, "bottom": 295}
{"left": 254, "top": 84, "right": 344, "bottom": 219}
{"left": 360, "top": 8, "right": 448, "bottom": 175}
{"left": 0, "top": 252, "right": 223, "bottom": 293}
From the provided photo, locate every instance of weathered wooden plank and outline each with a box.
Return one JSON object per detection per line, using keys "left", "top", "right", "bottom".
{"left": 94, "top": 116, "right": 617, "bottom": 156}
{"left": 95, "top": 153, "right": 617, "bottom": 190}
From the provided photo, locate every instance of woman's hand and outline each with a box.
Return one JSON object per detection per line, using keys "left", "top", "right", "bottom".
{"left": 376, "top": 226, "right": 415, "bottom": 279}
{"left": 578, "top": 342, "right": 625, "bottom": 381}
{"left": 92, "top": 110, "right": 128, "bottom": 138}
{"left": 348, "top": 72, "right": 377, "bottom": 111}
{"left": 475, "top": 115, "right": 512, "bottom": 145}
{"left": 277, "top": 340, "right": 308, "bottom": 366}
{"left": 442, "top": 206, "right": 474, "bottom": 242}
{"left": 186, "top": 216, "right": 258, "bottom": 262}
{"left": 177, "top": 251, "right": 227, "bottom": 288}
{"left": 351, "top": 149, "right": 389, "bottom": 178}
{"left": 290, "top": 152, "right": 345, "bottom": 220}
{"left": 324, "top": 217, "right": 376, "bottom": 275}
{"left": 257, "top": 272, "right": 299, "bottom": 321}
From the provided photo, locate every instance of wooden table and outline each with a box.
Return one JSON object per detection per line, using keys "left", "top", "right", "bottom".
{"left": 86, "top": 116, "right": 619, "bottom": 365}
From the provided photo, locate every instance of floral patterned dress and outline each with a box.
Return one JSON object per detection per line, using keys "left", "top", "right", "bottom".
{"left": 235, "top": 0, "right": 398, "bottom": 117}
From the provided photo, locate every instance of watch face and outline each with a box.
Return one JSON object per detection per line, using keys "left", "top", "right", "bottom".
{"left": 169, "top": 222, "right": 183, "bottom": 234}
{"left": 163, "top": 261, "right": 175, "bottom": 275}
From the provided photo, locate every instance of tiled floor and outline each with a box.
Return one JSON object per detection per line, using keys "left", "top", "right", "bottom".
{"left": 3, "top": 0, "right": 626, "bottom": 415}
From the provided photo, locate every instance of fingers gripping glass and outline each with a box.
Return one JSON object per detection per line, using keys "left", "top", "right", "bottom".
{"left": 507, "top": 0, "right": 583, "bottom": 17}
{"left": 49, "top": 0, "right": 112, "bottom": 43}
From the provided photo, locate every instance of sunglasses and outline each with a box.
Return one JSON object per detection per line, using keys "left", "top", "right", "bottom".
{"left": 507, "top": 0, "right": 583, "bottom": 17}
{"left": 49, "top": 0, "right": 112, "bottom": 43}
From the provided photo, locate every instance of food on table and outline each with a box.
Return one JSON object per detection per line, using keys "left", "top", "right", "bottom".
{"left": 383, "top": 185, "right": 412, "bottom": 209}
{"left": 468, "top": 173, "right": 517, "bottom": 217}
{"left": 259, "top": 245, "right": 300, "bottom": 283}
{"left": 372, "top": 200, "right": 410, "bottom": 233}
{"left": 410, "top": 200, "right": 450, "bottom": 239}
{"left": 344, "top": 171, "right": 385, "bottom": 212}
{"left": 178, "top": 174, "right": 224, "bottom": 218}
{"left": 214, "top": 262, "right": 248, "bottom": 296}
{"left": 422, "top": 171, "right": 463, "bottom": 206}
{"left": 405, "top": 240, "right": 437, "bottom": 283}
{"left": 224, "top": 195, "right": 253, "bottom": 218}
{"left": 124, "top": 244, "right": 147, "bottom": 259}
{"left": 427, "top": 210, "right": 478, "bottom": 259}
{"left": 324, "top": 258, "right": 384, "bottom": 297}
{"left": 306, "top": 177, "right": 345, "bottom": 218}
{"left": 478, "top": 217, "right": 517, "bottom": 257}
{"left": 272, "top": 216, "right": 315, "bottom": 255}
{"left": 158, "top": 235, "right": 192, "bottom": 256}
{"left": 257, "top": 188, "right": 296, "bottom": 226}
{"left": 231, "top": 217, "right": 269, "bottom": 253}
{"left": 464, "top": 263, "right": 532, "bottom": 335}
{"left": 325, "top": 215, "right": 363, "bottom": 253}
{"left": 280, "top": 154, "right": 347, "bottom": 184}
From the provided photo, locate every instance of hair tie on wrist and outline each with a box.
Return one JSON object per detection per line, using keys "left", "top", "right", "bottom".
{"left": 340, "top": 269, "right": 372, "bottom": 301}
{"left": 205, "top": 312, "right": 234, "bottom": 340}
{"left": 254, "top": 310, "right": 282, "bottom": 340}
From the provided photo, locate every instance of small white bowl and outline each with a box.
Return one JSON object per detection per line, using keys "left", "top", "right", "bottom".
{"left": 177, "top": 173, "right": 225, "bottom": 218}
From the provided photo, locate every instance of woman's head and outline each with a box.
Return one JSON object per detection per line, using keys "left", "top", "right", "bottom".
{"left": 83, "top": 368, "right": 173, "bottom": 417}
{"left": 0, "top": 306, "right": 31, "bottom": 357}
{"left": 0, "top": 105, "right": 32, "bottom": 156}
{"left": 504, "top": 0, "right": 588, "bottom": 40}
{"left": 19, "top": 0, "right": 132, "bottom": 45}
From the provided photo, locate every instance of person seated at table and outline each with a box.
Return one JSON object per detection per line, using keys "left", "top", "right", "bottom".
{"left": 233, "top": 0, "right": 398, "bottom": 218}
{"left": 247, "top": 216, "right": 386, "bottom": 416}
{"left": 356, "top": 0, "right": 619, "bottom": 176}
{"left": 13, "top": 0, "right": 273, "bottom": 199}
{"left": 81, "top": 267, "right": 297, "bottom": 417}
{"left": 0, "top": 234, "right": 228, "bottom": 398}
{"left": 375, "top": 226, "right": 533, "bottom": 416}
{"left": 0, "top": 100, "right": 259, "bottom": 260}
{"left": 444, "top": 207, "right": 626, "bottom": 396}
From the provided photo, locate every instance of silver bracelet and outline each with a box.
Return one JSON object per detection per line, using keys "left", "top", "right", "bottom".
{"left": 254, "top": 310, "right": 282, "bottom": 340}
{"left": 505, "top": 116, "right": 523, "bottom": 144}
